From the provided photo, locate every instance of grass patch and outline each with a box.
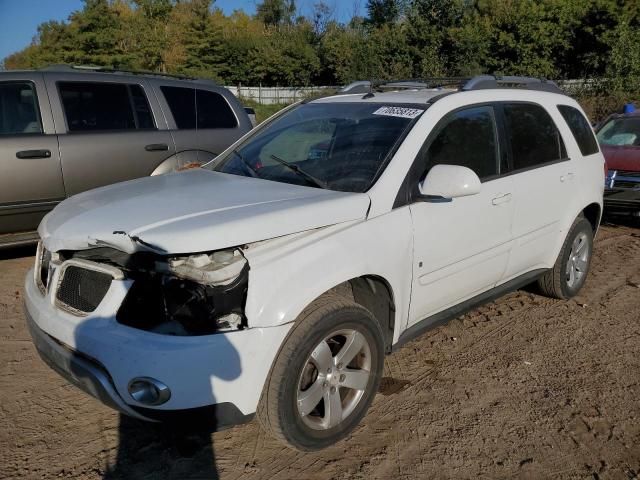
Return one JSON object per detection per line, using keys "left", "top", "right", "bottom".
{"left": 241, "top": 99, "right": 292, "bottom": 124}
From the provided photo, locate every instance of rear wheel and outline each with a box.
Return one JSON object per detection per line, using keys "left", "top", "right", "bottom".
{"left": 537, "top": 216, "right": 593, "bottom": 299}
{"left": 257, "top": 297, "right": 384, "bottom": 451}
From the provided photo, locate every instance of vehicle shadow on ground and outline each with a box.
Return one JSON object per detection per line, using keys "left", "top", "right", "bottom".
{"left": 69, "top": 315, "right": 242, "bottom": 480}
{"left": 103, "top": 415, "right": 220, "bottom": 480}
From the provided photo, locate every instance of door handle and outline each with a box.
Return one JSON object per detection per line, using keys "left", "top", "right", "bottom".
{"left": 145, "top": 143, "right": 169, "bottom": 152}
{"left": 16, "top": 149, "right": 51, "bottom": 159}
{"left": 491, "top": 193, "right": 512, "bottom": 205}
{"left": 560, "top": 172, "right": 574, "bottom": 182}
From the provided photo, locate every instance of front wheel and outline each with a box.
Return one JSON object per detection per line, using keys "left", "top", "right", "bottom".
{"left": 257, "top": 297, "right": 384, "bottom": 451}
{"left": 537, "top": 216, "right": 594, "bottom": 299}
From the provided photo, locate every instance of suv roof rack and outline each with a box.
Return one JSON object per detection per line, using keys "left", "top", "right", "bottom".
{"left": 39, "top": 64, "right": 217, "bottom": 84}
{"left": 339, "top": 75, "right": 564, "bottom": 97}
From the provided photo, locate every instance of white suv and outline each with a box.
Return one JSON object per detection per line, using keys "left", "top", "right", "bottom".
{"left": 24, "top": 76, "right": 604, "bottom": 451}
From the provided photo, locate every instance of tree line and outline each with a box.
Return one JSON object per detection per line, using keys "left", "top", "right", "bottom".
{"left": 3, "top": 0, "right": 640, "bottom": 88}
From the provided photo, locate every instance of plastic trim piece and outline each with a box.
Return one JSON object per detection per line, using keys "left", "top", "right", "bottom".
{"left": 392, "top": 268, "right": 547, "bottom": 351}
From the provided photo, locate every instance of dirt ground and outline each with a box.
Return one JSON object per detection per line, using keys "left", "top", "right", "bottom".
{"left": 1, "top": 222, "right": 639, "bottom": 480}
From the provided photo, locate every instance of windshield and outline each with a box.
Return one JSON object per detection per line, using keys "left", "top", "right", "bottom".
{"left": 597, "top": 117, "right": 640, "bottom": 146}
{"left": 209, "top": 102, "right": 423, "bottom": 193}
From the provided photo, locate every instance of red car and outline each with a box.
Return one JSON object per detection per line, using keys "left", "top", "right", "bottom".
{"left": 597, "top": 110, "right": 640, "bottom": 217}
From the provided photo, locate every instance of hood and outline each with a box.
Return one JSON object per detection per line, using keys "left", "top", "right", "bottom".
{"left": 602, "top": 145, "right": 640, "bottom": 172}
{"left": 39, "top": 169, "right": 370, "bottom": 254}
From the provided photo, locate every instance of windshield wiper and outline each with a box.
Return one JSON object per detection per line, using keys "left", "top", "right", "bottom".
{"left": 269, "top": 154, "right": 328, "bottom": 189}
{"left": 232, "top": 149, "right": 260, "bottom": 178}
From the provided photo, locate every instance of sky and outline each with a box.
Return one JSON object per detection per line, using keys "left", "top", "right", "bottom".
{"left": 0, "top": 0, "right": 364, "bottom": 62}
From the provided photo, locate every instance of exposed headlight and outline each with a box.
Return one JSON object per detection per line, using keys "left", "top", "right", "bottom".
{"left": 167, "top": 248, "right": 247, "bottom": 286}
{"left": 117, "top": 248, "right": 249, "bottom": 336}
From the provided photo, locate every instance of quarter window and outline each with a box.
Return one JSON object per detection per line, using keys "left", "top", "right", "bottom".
{"left": 504, "top": 103, "right": 566, "bottom": 170}
{"left": 423, "top": 106, "right": 500, "bottom": 180}
{"left": 558, "top": 105, "right": 599, "bottom": 156}
{"left": 0, "top": 82, "right": 43, "bottom": 135}
{"left": 59, "top": 82, "right": 155, "bottom": 132}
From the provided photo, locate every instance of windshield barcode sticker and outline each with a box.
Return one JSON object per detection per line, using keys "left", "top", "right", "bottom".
{"left": 372, "top": 106, "right": 424, "bottom": 119}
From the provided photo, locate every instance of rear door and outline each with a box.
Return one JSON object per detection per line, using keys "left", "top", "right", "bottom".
{"left": 155, "top": 83, "right": 247, "bottom": 164}
{"left": 0, "top": 73, "right": 65, "bottom": 235}
{"left": 45, "top": 75, "right": 176, "bottom": 196}
{"left": 500, "top": 102, "right": 572, "bottom": 279}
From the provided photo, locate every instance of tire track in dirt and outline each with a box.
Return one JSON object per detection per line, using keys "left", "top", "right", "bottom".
{"left": 1, "top": 226, "right": 639, "bottom": 479}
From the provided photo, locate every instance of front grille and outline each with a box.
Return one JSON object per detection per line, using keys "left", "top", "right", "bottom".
{"left": 56, "top": 266, "right": 113, "bottom": 314}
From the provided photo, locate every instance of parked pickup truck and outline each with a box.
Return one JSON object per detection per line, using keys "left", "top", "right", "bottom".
{"left": 597, "top": 110, "right": 640, "bottom": 217}
{"left": 0, "top": 65, "right": 252, "bottom": 248}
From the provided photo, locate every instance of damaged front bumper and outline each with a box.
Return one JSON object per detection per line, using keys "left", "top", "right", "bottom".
{"left": 23, "top": 268, "right": 292, "bottom": 425}
{"left": 24, "top": 307, "right": 153, "bottom": 422}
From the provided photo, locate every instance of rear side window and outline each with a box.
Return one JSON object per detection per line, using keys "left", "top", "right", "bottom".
{"left": 504, "top": 103, "right": 566, "bottom": 170}
{"left": 161, "top": 86, "right": 196, "bottom": 129}
{"left": 59, "top": 82, "right": 155, "bottom": 132}
{"left": 0, "top": 82, "right": 43, "bottom": 135}
{"left": 558, "top": 105, "right": 599, "bottom": 156}
{"left": 424, "top": 105, "right": 499, "bottom": 179}
{"left": 196, "top": 89, "right": 237, "bottom": 129}
{"left": 161, "top": 86, "right": 237, "bottom": 129}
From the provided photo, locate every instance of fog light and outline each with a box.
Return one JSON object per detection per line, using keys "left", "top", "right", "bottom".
{"left": 128, "top": 377, "right": 171, "bottom": 406}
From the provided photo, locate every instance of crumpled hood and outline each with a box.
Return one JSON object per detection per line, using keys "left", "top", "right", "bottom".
{"left": 39, "top": 169, "right": 370, "bottom": 254}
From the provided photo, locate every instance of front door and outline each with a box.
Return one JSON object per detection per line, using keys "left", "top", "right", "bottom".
{"left": 0, "top": 74, "right": 65, "bottom": 235}
{"left": 45, "top": 76, "right": 176, "bottom": 196}
{"left": 408, "top": 105, "right": 514, "bottom": 325}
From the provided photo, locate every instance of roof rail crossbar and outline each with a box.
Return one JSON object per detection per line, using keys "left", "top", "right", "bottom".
{"left": 462, "top": 75, "right": 564, "bottom": 94}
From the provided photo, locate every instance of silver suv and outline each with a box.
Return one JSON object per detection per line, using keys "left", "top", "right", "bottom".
{"left": 0, "top": 65, "right": 252, "bottom": 248}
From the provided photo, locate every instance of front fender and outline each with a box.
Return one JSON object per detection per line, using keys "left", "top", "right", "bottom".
{"left": 241, "top": 208, "right": 414, "bottom": 345}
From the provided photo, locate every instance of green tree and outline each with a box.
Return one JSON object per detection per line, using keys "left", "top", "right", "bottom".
{"left": 607, "top": 20, "right": 640, "bottom": 91}
{"left": 249, "top": 22, "right": 320, "bottom": 85}
{"left": 68, "top": 0, "right": 133, "bottom": 67}
{"left": 366, "top": 0, "right": 399, "bottom": 27}
{"left": 179, "top": 0, "right": 226, "bottom": 80}
{"left": 129, "top": 0, "right": 173, "bottom": 71}
{"left": 256, "top": 0, "right": 296, "bottom": 26}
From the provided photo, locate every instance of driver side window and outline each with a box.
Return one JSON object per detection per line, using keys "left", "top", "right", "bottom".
{"left": 423, "top": 105, "right": 500, "bottom": 180}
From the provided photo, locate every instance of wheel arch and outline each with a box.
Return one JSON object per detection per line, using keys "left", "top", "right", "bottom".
{"left": 328, "top": 275, "right": 396, "bottom": 354}
{"left": 582, "top": 202, "right": 602, "bottom": 233}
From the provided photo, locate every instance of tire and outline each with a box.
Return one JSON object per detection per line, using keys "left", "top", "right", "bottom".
{"left": 537, "top": 216, "right": 594, "bottom": 299}
{"left": 257, "top": 296, "right": 384, "bottom": 451}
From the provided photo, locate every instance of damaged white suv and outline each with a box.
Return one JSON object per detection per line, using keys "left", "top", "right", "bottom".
{"left": 24, "top": 76, "right": 605, "bottom": 451}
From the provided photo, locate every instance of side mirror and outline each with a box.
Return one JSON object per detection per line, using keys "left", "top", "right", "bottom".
{"left": 418, "top": 164, "right": 481, "bottom": 201}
